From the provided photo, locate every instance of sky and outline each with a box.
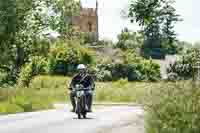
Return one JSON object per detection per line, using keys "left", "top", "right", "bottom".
{"left": 80, "top": 0, "right": 200, "bottom": 43}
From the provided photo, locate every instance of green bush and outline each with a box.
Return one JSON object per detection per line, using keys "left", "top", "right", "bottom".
{"left": 80, "top": 32, "right": 97, "bottom": 44}
{"left": 116, "top": 29, "right": 143, "bottom": 50}
{"left": 137, "top": 59, "right": 161, "bottom": 81}
{"left": 18, "top": 56, "right": 47, "bottom": 87}
{"left": 111, "top": 63, "right": 140, "bottom": 81}
{"left": 0, "top": 71, "right": 8, "bottom": 85}
{"left": 167, "top": 52, "right": 194, "bottom": 79}
{"left": 48, "top": 40, "right": 94, "bottom": 75}
{"left": 95, "top": 51, "right": 160, "bottom": 82}
{"left": 95, "top": 63, "right": 141, "bottom": 81}
{"left": 145, "top": 81, "right": 200, "bottom": 133}
{"left": 96, "top": 70, "right": 113, "bottom": 82}
{"left": 167, "top": 72, "right": 179, "bottom": 81}
{"left": 125, "top": 50, "right": 161, "bottom": 81}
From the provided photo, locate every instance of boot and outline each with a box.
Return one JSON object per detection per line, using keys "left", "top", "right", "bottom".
{"left": 70, "top": 93, "right": 76, "bottom": 112}
{"left": 87, "top": 94, "right": 93, "bottom": 112}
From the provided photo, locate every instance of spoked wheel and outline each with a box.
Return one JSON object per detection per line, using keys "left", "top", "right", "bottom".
{"left": 76, "top": 101, "right": 82, "bottom": 119}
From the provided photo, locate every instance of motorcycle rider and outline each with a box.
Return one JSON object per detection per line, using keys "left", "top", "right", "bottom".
{"left": 68, "top": 64, "right": 95, "bottom": 112}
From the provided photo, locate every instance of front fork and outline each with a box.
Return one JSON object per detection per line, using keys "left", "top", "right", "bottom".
{"left": 75, "top": 95, "right": 87, "bottom": 114}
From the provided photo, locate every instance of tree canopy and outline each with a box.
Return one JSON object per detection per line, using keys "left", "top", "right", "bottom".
{"left": 129, "top": 0, "right": 181, "bottom": 57}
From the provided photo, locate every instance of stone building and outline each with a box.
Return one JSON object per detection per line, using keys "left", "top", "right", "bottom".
{"left": 71, "top": 0, "right": 99, "bottom": 41}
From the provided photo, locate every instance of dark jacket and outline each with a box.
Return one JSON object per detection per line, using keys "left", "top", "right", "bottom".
{"left": 69, "top": 73, "right": 95, "bottom": 90}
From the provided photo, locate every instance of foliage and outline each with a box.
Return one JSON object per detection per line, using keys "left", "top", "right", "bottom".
{"left": 129, "top": 0, "right": 181, "bottom": 57}
{"left": 96, "top": 39, "right": 114, "bottom": 46}
{"left": 0, "top": 0, "right": 80, "bottom": 82}
{"left": 125, "top": 50, "right": 161, "bottom": 81}
{"left": 161, "top": 0, "right": 181, "bottom": 55}
{"left": 29, "top": 76, "right": 156, "bottom": 103}
{"left": 51, "top": 0, "right": 80, "bottom": 38}
{"left": 137, "top": 59, "right": 161, "bottom": 81}
{"left": 80, "top": 32, "right": 97, "bottom": 45}
{"left": 167, "top": 49, "right": 196, "bottom": 79}
{"left": 145, "top": 81, "right": 200, "bottom": 133}
{"left": 95, "top": 70, "right": 113, "bottom": 82}
{"left": 0, "top": 70, "right": 8, "bottom": 85}
{"left": 167, "top": 61, "right": 192, "bottom": 80}
{"left": 116, "top": 28, "right": 143, "bottom": 50}
{"left": 0, "top": 87, "right": 53, "bottom": 114}
{"left": 48, "top": 40, "right": 94, "bottom": 75}
{"left": 167, "top": 72, "right": 179, "bottom": 81}
{"left": 95, "top": 51, "right": 160, "bottom": 82}
{"left": 18, "top": 56, "right": 48, "bottom": 87}
{"left": 1, "top": 76, "right": 194, "bottom": 114}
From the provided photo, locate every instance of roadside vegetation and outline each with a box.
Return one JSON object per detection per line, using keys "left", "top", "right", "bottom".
{"left": 0, "top": 0, "right": 200, "bottom": 132}
{"left": 0, "top": 76, "right": 154, "bottom": 114}
{"left": 0, "top": 75, "right": 190, "bottom": 114}
{"left": 145, "top": 81, "right": 200, "bottom": 133}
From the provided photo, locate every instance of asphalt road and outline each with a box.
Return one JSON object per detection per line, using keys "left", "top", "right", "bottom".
{"left": 0, "top": 106, "right": 144, "bottom": 133}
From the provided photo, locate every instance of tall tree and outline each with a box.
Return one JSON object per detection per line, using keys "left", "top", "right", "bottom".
{"left": 129, "top": 0, "right": 163, "bottom": 55}
{"left": 0, "top": 0, "right": 80, "bottom": 81}
{"left": 51, "top": 0, "right": 80, "bottom": 39}
{"left": 129, "top": 0, "right": 181, "bottom": 57}
{"left": 0, "top": 0, "right": 16, "bottom": 71}
{"left": 161, "top": 0, "right": 181, "bottom": 54}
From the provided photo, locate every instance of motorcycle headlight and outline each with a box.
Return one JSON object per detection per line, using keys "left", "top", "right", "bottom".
{"left": 77, "top": 91, "right": 84, "bottom": 97}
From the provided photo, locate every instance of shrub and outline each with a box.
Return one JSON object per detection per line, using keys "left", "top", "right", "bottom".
{"left": 95, "top": 49, "right": 161, "bottom": 82}
{"left": 95, "top": 60, "right": 160, "bottom": 82}
{"left": 0, "top": 71, "right": 8, "bottom": 85}
{"left": 116, "top": 29, "right": 143, "bottom": 50}
{"left": 95, "top": 63, "right": 142, "bottom": 81}
{"left": 111, "top": 63, "right": 140, "bottom": 81}
{"left": 145, "top": 81, "right": 200, "bottom": 133}
{"left": 96, "top": 70, "right": 112, "bottom": 82}
{"left": 124, "top": 50, "right": 161, "bottom": 81}
{"left": 81, "top": 32, "right": 97, "bottom": 45}
{"left": 167, "top": 72, "right": 179, "bottom": 81}
{"left": 137, "top": 59, "right": 161, "bottom": 81}
{"left": 18, "top": 56, "right": 47, "bottom": 87}
{"left": 167, "top": 51, "right": 194, "bottom": 79}
{"left": 96, "top": 39, "right": 114, "bottom": 46}
{"left": 48, "top": 40, "right": 94, "bottom": 75}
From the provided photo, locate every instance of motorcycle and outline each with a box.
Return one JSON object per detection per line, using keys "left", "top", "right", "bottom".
{"left": 74, "top": 84, "right": 90, "bottom": 119}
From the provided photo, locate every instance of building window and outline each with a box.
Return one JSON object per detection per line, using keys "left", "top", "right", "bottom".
{"left": 88, "top": 22, "right": 92, "bottom": 32}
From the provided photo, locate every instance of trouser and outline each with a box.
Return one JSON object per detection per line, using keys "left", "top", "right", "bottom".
{"left": 70, "top": 91, "right": 93, "bottom": 110}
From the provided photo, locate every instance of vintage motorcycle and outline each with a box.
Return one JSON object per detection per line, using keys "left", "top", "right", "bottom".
{"left": 74, "top": 84, "right": 90, "bottom": 119}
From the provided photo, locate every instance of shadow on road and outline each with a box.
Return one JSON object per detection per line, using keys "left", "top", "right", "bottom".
{"left": 72, "top": 117, "right": 95, "bottom": 120}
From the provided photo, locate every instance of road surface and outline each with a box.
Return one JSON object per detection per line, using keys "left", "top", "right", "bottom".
{"left": 0, "top": 106, "right": 144, "bottom": 133}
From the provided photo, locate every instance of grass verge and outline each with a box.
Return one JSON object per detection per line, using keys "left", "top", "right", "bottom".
{"left": 0, "top": 75, "right": 185, "bottom": 115}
